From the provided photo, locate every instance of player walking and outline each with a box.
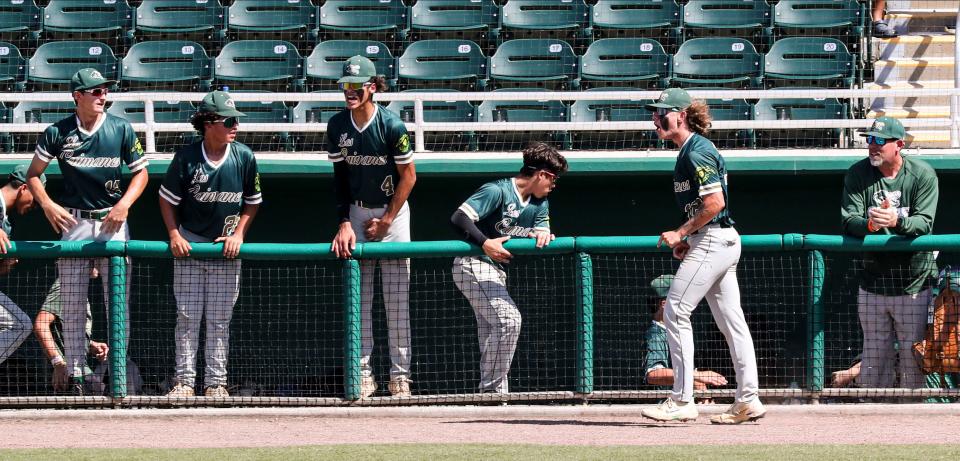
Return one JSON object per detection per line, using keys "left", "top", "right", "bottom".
{"left": 327, "top": 56, "right": 417, "bottom": 398}
{"left": 26, "top": 68, "right": 148, "bottom": 395}
{"left": 450, "top": 142, "right": 567, "bottom": 394}
{"left": 640, "top": 89, "right": 764, "bottom": 424}
{"left": 159, "top": 91, "right": 262, "bottom": 398}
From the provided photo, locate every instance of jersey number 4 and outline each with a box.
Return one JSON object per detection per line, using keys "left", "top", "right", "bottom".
{"left": 381, "top": 175, "right": 395, "bottom": 197}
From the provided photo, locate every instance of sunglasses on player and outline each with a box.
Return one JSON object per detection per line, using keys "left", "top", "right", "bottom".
{"left": 866, "top": 135, "right": 893, "bottom": 146}
{"left": 339, "top": 82, "right": 372, "bottom": 91}
{"left": 541, "top": 170, "right": 559, "bottom": 183}
{"left": 654, "top": 107, "right": 678, "bottom": 117}
{"left": 81, "top": 88, "right": 109, "bottom": 97}
{"left": 207, "top": 117, "right": 239, "bottom": 128}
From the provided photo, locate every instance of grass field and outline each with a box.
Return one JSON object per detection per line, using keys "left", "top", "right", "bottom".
{"left": 3, "top": 444, "right": 960, "bottom": 461}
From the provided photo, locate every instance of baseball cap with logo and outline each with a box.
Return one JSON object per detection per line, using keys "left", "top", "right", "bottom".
{"left": 859, "top": 116, "right": 905, "bottom": 140}
{"left": 8, "top": 164, "right": 45, "bottom": 186}
{"left": 337, "top": 55, "right": 379, "bottom": 84}
{"left": 70, "top": 68, "right": 116, "bottom": 92}
{"left": 650, "top": 274, "right": 675, "bottom": 299}
{"left": 645, "top": 88, "right": 693, "bottom": 112}
{"left": 197, "top": 91, "right": 246, "bottom": 118}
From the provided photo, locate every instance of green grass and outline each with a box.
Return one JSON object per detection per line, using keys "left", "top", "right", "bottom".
{"left": 3, "top": 445, "right": 960, "bottom": 461}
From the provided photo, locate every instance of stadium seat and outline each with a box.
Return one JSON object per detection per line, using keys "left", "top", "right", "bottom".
{"left": 233, "top": 98, "right": 293, "bottom": 152}
{"left": 569, "top": 94, "right": 658, "bottom": 150}
{"left": 397, "top": 39, "right": 487, "bottom": 91}
{"left": 227, "top": 0, "right": 318, "bottom": 53}
{"left": 0, "top": 0, "right": 40, "bottom": 51}
{"left": 386, "top": 91, "right": 478, "bottom": 151}
{"left": 10, "top": 101, "right": 76, "bottom": 152}
{"left": 27, "top": 41, "right": 119, "bottom": 92}
{"left": 497, "top": 0, "right": 590, "bottom": 49}
{"left": 588, "top": 0, "right": 681, "bottom": 48}
{"left": 764, "top": 37, "right": 857, "bottom": 89}
{"left": 579, "top": 38, "right": 670, "bottom": 90}
{"left": 304, "top": 40, "right": 395, "bottom": 91}
{"left": 754, "top": 97, "right": 849, "bottom": 148}
{"left": 106, "top": 100, "right": 199, "bottom": 152}
{"left": 214, "top": 40, "right": 304, "bottom": 92}
{"left": 489, "top": 39, "right": 578, "bottom": 90}
{"left": 682, "top": 0, "right": 772, "bottom": 47}
{"left": 705, "top": 97, "right": 754, "bottom": 148}
{"left": 121, "top": 40, "right": 213, "bottom": 92}
{"left": 477, "top": 92, "right": 570, "bottom": 151}
{"left": 671, "top": 38, "right": 762, "bottom": 89}
{"left": 0, "top": 42, "right": 26, "bottom": 92}
{"left": 289, "top": 95, "right": 344, "bottom": 152}
{"left": 772, "top": 0, "right": 865, "bottom": 42}
{"left": 134, "top": 0, "right": 227, "bottom": 51}
{"left": 408, "top": 0, "right": 499, "bottom": 52}
{"left": 42, "top": 0, "right": 134, "bottom": 52}
{"left": 0, "top": 104, "right": 9, "bottom": 152}
{"left": 319, "top": 0, "right": 407, "bottom": 43}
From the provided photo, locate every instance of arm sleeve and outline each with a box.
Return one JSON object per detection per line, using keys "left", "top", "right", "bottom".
{"left": 458, "top": 183, "right": 502, "bottom": 223}
{"left": 334, "top": 161, "right": 351, "bottom": 222}
{"left": 533, "top": 200, "right": 551, "bottom": 233}
{"left": 841, "top": 169, "right": 870, "bottom": 237}
{"left": 688, "top": 150, "right": 723, "bottom": 197}
{"left": 451, "top": 209, "right": 489, "bottom": 246}
{"left": 34, "top": 126, "right": 60, "bottom": 163}
{"left": 122, "top": 124, "right": 148, "bottom": 173}
{"left": 895, "top": 167, "right": 938, "bottom": 236}
{"left": 158, "top": 154, "right": 183, "bottom": 206}
{"left": 243, "top": 154, "right": 263, "bottom": 205}
{"left": 390, "top": 120, "right": 414, "bottom": 165}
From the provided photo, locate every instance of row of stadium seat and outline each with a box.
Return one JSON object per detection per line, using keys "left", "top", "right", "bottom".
{"left": 0, "top": 96, "right": 850, "bottom": 152}
{"left": 0, "top": 36, "right": 859, "bottom": 93}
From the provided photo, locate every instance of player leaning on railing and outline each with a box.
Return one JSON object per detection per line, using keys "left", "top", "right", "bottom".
{"left": 26, "top": 68, "right": 149, "bottom": 396}
{"left": 159, "top": 91, "right": 262, "bottom": 399}
{"left": 327, "top": 56, "right": 417, "bottom": 398}
{"left": 450, "top": 142, "right": 567, "bottom": 395}
{"left": 642, "top": 88, "right": 765, "bottom": 425}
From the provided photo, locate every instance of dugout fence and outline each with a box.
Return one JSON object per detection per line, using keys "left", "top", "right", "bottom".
{"left": 1, "top": 234, "right": 960, "bottom": 408}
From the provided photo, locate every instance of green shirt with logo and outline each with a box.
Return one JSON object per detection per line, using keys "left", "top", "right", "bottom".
{"left": 159, "top": 142, "right": 263, "bottom": 242}
{"left": 841, "top": 156, "right": 939, "bottom": 295}
{"left": 35, "top": 113, "right": 148, "bottom": 210}
{"left": 326, "top": 105, "right": 413, "bottom": 206}
{"left": 458, "top": 178, "right": 551, "bottom": 241}
{"left": 672, "top": 134, "right": 734, "bottom": 227}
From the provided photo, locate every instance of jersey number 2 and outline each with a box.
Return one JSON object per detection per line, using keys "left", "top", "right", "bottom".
{"left": 223, "top": 214, "right": 240, "bottom": 237}
{"left": 381, "top": 175, "right": 395, "bottom": 197}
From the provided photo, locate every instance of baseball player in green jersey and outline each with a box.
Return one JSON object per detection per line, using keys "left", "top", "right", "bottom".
{"left": 641, "top": 88, "right": 764, "bottom": 424}
{"left": 159, "top": 91, "right": 262, "bottom": 398}
{"left": 26, "top": 68, "right": 149, "bottom": 395}
{"left": 450, "top": 142, "right": 568, "bottom": 394}
{"left": 841, "top": 116, "right": 939, "bottom": 390}
{"left": 0, "top": 166, "right": 46, "bottom": 367}
{"left": 327, "top": 56, "right": 417, "bottom": 398}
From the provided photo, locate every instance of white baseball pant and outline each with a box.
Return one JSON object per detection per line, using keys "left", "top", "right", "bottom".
{"left": 0, "top": 292, "right": 30, "bottom": 364}
{"left": 857, "top": 287, "right": 930, "bottom": 388}
{"left": 58, "top": 214, "right": 131, "bottom": 379}
{"left": 351, "top": 202, "right": 411, "bottom": 380}
{"left": 664, "top": 225, "right": 759, "bottom": 404}
{"left": 173, "top": 258, "right": 241, "bottom": 388}
{"left": 452, "top": 256, "right": 521, "bottom": 393}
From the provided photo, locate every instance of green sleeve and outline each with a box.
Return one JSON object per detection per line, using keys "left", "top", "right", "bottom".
{"left": 894, "top": 167, "right": 938, "bottom": 236}
{"left": 122, "top": 122, "right": 148, "bottom": 172}
{"left": 243, "top": 153, "right": 263, "bottom": 206}
{"left": 533, "top": 200, "right": 550, "bottom": 232}
{"left": 390, "top": 118, "right": 413, "bottom": 165}
{"left": 643, "top": 324, "right": 669, "bottom": 381}
{"left": 34, "top": 125, "right": 60, "bottom": 162}
{"left": 841, "top": 168, "right": 870, "bottom": 237}
{"left": 688, "top": 149, "right": 723, "bottom": 197}
{"left": 158, "top": 153, "right": 184, "bottom": 206}
{"left": 459, "top": 182, "right": 502, "bottom": 222}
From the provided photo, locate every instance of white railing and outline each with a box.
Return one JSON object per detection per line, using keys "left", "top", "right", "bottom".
{"left": 953, "top": 3, "right": 960, "bottom": 147}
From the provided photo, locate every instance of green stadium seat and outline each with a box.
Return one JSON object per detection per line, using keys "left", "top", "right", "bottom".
{"left": 386, "top": 91, "right": 478, "bottom": 151}
{"left": 397, "top": 39, "right": 487, "bottom": 91}
{"left": 214, "top": 40, "right": 304, "bottom": 92}
{"left": 107, "top": 100, "right": 199, "bottom": 152}
{"left": 477, "top": 92, "right": 569, "bottom": 151}
{"left": 589, "top": 0, "right": 681, "bottom": 47}
{"left": 682, "top": 0, "right": 772, "bottom": 47}
{"left": 754, "top": 97, "right": 849, "bottom": 148}
{"left": 0, "top": 42, "right": 26, "bottom": 92}
{"left": 0, "top": 0, "right": 40, "bottom": 51}
{"left": 489, "top": 39, "right": 578, "bottom": 90}
{"left": 772, "top": 0, "right": 865, "bottom": 41}
{"left": 319, "top": 0, "right": 407, "bottom": 43}
{"left": 227, "top": 0, "right": 318, "bottom": 52}
{"left": 121, "top": 40, "right": 212, "bottom": 92}
{"left": 569, "top": 94, "right": 658, "bottom": 150}
{"left": 0, "top": 104, "right": 9, "bottom": 152}
{"left": 671, "top": 38, "right": 762, "bottom": 89}
{"left": 304, "top": 40, "right": 395, "bottom": 91}
{"left": 705, "top": 97, "right": 754, "bottom": 148}
{"left": 408, "top": 0, "right": 498, "bottom": 51}
{"left": 498, "top": 0, "right": 590, "bottom": 49}
{"left": 42, "top": 0, "right": 134, "bottom": 51}
{"left": 579, "top": 38, "right": 670, "bottom": 90}
{"left": 10, "top": 101, "right": 76, "bottom": 152}
{"left": 134, "top": 0, "right": 227, "bottom": 51}
{"left": 27, "top": 41, "right": 119, "bottom": 92}
{"left": 233, "top": 98, "right": 293, "bottom": 152}
{"left": 764, "top": 37, "right": 857, "bottom": 89}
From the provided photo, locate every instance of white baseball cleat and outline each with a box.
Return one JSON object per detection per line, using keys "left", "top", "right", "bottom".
{"left": 388, "top": 376, "right": 412, "bottom": 397}
{"left": 165, "top": 383, "right": 195, "bottom": 398}
{"left": 204, "top": 385, "right": 230, "bottom": 398}
{"left": 710, "top": 398, "right": 766, "bottom": 424}
{"left": 360, "top": 376, "right": 378, "bottom": 399}
{"left": 641, "top": 398, "right": 699, "bottom": 422}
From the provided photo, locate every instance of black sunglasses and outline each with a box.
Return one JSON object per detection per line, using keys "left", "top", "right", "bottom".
{"left": 208, "top": 117, "right": 239, "bottom": 128}
{"left": 82, "top": 88, "right": 109, "bottom": 97}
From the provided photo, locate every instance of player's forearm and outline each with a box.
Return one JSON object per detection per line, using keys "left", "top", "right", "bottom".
{"left": 677, "top": 193, "right": 723, "bottom": 237}
{"left": 234, "top": 204, "right": 260, "bottom": 239}
{"left": 116, "top": 168, "right": 149, "bottom": 209}
{"left": 33, "top": 313, "right": 61, "bottom": 361}
{"left": 158, "top": 198, "right": 182, "bottom": 238}
{"left": 383, "top": 164, "right": 417, "bottom": 223}
{"left": 645, "top": 368, "right": 675, "bottom": 386}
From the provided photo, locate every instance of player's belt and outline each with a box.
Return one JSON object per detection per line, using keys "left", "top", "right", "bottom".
{"left": 68, "top": 208, "right": 111, "bottom": 220}
{"left": 352, "top": 200, "right": 386, "bottom": 209}
{"left": 692, "top": 223, "right": 733, "bottom": 235}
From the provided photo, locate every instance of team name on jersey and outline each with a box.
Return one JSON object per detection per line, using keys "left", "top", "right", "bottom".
{"left": 338, "top": 133, "right": 354, "bottom": 148}
{"left": 674, "top": 180, "right": 691, "bottom": 193}
{"left": 495, "top": 219, "right": 534, "bottom": 237}
{"left": 65, "top": 156, "right": 122, "bottom": 168}
{"left": 345, "top": 155, "right": 387, "bottom": 166}
{"left": 190, "top": 190, "right": 243, "bottom": 204}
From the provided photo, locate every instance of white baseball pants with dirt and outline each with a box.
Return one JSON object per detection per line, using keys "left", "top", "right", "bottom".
{"left": 173, "top": 255, "right": 241, "bottom": 388}
{"left": 350, "top": 202, "right": 411, "bottom": 380}
{"left": 0, "top": 292, "right": 30, "bottom": 364}
{"left": 664, "top": 225, "right": 759, "bottom": 404}
{"left": 857, "top": 288, "right": 930, "bottom": 389}
{"left": 452, "top": 256, "right": 521, "bottom": 393}
{"left": 58, "top": 216, "right": 131, "bottom": 379}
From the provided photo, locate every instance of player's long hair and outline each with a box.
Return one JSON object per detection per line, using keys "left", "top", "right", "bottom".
{"left": 368, "top": 76, "right": 389, "bottom": 94}
{"left": 190, "top": 111, "right": 221, "bottom": 136}
{"left": 684, "top": 100, "right": 712, "bottom": 137}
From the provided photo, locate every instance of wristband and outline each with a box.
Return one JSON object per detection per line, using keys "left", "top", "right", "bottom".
{"left": 51, "top": 355, "right": 65, "bottom": 367}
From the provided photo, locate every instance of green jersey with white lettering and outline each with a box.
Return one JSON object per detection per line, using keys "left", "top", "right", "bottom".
{"left": 326, "top": 105, "right": 413, "bottom": 205}
{"left": 458, "top": 178, "right": 551, "bottom": 240}
{"left": 672, "top": 134, "right": 734, "bottom": 226}
{"left": 159, "top": 141, "right": 262, "bottom": 241}
{"left": 35, "top": 113, "right": 148, "bottom": 210}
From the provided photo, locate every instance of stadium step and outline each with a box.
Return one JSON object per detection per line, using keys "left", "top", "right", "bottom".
{"left": 904, "top": 130, "right": 953, "bottom": 148}
{"left": 868, "top": 106, "right": 951, "bottom": 118}
{"left": 866, "top": 80, "right": 954, "bottom": 109}
{"left": 886, "top": 0, "right": 958, "bottom": 34}
{"left": 873, "top": 57, "right": 955, "bottom": 81}
{"left": 872, "top": 34, "right": 955, "bottom": 60}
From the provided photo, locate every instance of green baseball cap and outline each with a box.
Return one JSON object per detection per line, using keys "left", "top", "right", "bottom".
{"left": 859, "top": 116, "right": 905, "bottom": 140}
{"left": 197, "top": 91, "right": 246, "bottom": 118}
{"left": 337, "top": 55, "right": 379, "bottom": 84}
{"left": 650, "top": 274, "right": 674, "bottom": 299}
{"left": 645, "top": 88, "right": 692, "bottom": 112}
{"left": 9, "top": 164, "right": 45, "bottom": 186}
{"left": 70, "top": 68, "right": 115, "bottom": 92}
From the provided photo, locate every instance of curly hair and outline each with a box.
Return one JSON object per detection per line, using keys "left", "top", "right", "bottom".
{"left": 519, "top": 141, "right": 569, "bottom": 177}
{"left": 369, "top": 76, "right": 388, "bottom": 93}
{"left": 190, "top": 111, "right": 221, "bottom": 135}
{"left": 683, "top": 100, "right": 712, "bottom": 136}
